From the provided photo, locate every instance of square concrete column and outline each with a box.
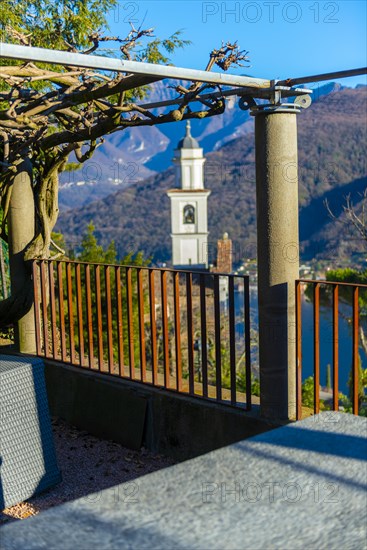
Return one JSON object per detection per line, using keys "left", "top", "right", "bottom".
{"left": 252, "top": 107, "right": 300, "bottom": 420}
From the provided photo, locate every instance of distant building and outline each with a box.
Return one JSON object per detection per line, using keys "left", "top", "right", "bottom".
{"left": 211, "top": 232, "right": 233, "bottom": 303}
{"left": 299, "top": 264, "right": 312, "bottom": 278}
{"left": 213, "top": 232, "right": 233, "bottom": 274}
{"left": 167, "top": 121, "right": 210, "bottom": 269}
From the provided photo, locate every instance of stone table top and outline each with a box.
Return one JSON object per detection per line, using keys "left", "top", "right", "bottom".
{"left": 1, "top": 412, "right": 366, "bottom": 550}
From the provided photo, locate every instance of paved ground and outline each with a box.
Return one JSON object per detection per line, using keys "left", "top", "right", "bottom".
{"left": 0, "top": 418, "right": 175, "bottom": 525}
{"left": 1, "top": 412, "right": 366, "bottom": 550}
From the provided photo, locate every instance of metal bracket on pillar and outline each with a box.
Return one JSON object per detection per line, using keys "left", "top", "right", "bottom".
{"left": 238, "top": 95, "right": 257, "bottom": 111}
{"left": 270, "top": 80, "right": 282, "bottom": 105}
{"left": 250, "top": 103, "right": 302, "bottom": 116}
{"left": 236, "top": 83, "right": 313, "bottom": 115}
{"left": 294, "top": 94, "right": 312, "bottom": 109}
{"left": 247, "top": 83, "right": 312, "bottom": 116}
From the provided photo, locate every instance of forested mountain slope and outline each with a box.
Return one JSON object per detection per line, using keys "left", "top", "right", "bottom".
{"left": 57, "top": 87, "right": 366, "bottom": 265}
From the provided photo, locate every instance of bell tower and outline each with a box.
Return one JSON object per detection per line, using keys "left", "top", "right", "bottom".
{"left": 167, "top": 121, "right": 210, "bottom": 269}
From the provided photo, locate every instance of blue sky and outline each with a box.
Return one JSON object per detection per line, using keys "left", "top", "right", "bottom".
{"left": 107, "top": 0, "right": 366, "bottom": 87}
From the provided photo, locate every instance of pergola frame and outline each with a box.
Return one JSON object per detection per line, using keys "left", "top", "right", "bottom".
{"left": 1, "top": 41, "right": 366, "bottom": 420}
{"left": 1, "top": 42, "right": 365, "bottom": 108}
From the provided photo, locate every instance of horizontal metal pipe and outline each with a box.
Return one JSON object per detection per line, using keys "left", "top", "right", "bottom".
{"left": 139, "top": 85, "right": 313, "bottom": 110}
{"left": 297, "top": 278, "right": 367, "bottom": 288}
{"left": 0, "top": 42, "right": 271, "bottom": 89}
{"left": 32, "top": 258, "right": 247, "bottom": 279}
{"left": 278, "top": 67, "right": 367, "bottom": 87}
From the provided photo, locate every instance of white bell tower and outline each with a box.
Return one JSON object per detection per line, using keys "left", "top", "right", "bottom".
{"left": 167, "top": 121, "right": 210, "bottom": 269}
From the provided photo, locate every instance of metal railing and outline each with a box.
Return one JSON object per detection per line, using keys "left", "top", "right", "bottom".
{"left": 32, "top": 260, "right": 252, "bottom": 410}
{"left": 296, "top": 279, "right": 367, "bottom": 419}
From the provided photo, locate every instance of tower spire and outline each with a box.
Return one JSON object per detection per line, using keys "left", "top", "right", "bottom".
{"left": 176, "top": 120, "right": 199, "bottom": 150}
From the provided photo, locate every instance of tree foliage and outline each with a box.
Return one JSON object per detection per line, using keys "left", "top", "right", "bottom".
{"left": 77, "top": 222, "right": 117, "bottom": 264}
{"left": 75, "top": 221, "right": 149, "bottom": 266}
{"left": 326, "top": 268, "right": 367, "bottom": 286}
{"left": 1, "top": 0, "right": 116, "bottom": 52}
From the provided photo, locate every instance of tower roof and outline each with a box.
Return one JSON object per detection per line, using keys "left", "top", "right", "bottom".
{"left": 176, "top": 121, "right": 200, "bottom": 149}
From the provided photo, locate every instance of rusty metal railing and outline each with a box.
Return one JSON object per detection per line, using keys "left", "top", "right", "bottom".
{"left": 32, "top": 260, "right": 252, "bottom": 410}
{"left": 296, "top": 279, "right": 367, "bottom": 419}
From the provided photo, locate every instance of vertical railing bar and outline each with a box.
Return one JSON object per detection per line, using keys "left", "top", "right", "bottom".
{"left": 228, "top": 276, "right": 236, "bottom": 405}
{"left": 149, "top": 270, "right": 158, "bottom": 385}
{"left": 314, "top": 283, "right": 320, "bottom": 415}
{"left": 95, "top": 265, "right": 103, "bottom": 371}
{"left": 48, "top": 262, "right": 58, "bottom": 360}
{"left": 66, "top": 262, "right": 75, "bottom": 364}
{"left": 186, "top": 272, "right": 195, "bottom": 395}
{"left": 161, "top": 270, "right": 170, "bottom": 389}
{"left": 126, "top": 267, "right": 135, "bottom": 379}
{"left": 333, "top": 285, "right": 339, "bottom": 412}
{"left": 57, "top": 262, "right": 67, "bottom": 363}
{"left": 75, "top": 263, "right": 85, "bottom": 367}
{"left": 213, "top": 275, "right": 222, "bottom": 401}
{"left": 295, "top": 280, "right": 302, "bottom": 420}
{"left": 115, "top": 266, "right": 124, "bottom": 377}
{"left": 244, "top": 276, "right": 252, "bottom": 412}
{"left": 352, "top": 287, "right": 359, "bottom": 416}
{"left": 32, "top": 261, "right": 42, "bottom": 356}
{"left": 138, "top": 268, "right": 147, "bottom": 382}
{"left": 85, "top": 264, "right": 94, "bottom": 369}
{"left": 105, "top": 265, "right": 114, "bottom": 374}
{"left": 200, "top": 273, "right": 208, "bottom": 398}
{"left": 40, "top": 260, "right": 49, "bottom": 358}
{"left": 173, "top": 272, "right": 182, "bottom": 392}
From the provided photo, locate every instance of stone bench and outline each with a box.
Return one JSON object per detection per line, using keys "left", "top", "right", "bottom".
{"left": 0, "top": 354, "right": 61, "bottom": 510}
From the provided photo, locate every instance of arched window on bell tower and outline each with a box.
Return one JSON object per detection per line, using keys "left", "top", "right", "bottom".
{"left": 183, "top": 204, "right": 195, "bottom": 224}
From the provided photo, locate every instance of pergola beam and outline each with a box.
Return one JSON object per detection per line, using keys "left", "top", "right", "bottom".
{"left": 278, "top": 67, "right": 367, "bottom": 87}
{"left": 1, "top": 43, "right": 365, "bottom": 94}
{"left": 0, "top": 42, "right": 271, "bottom": 89}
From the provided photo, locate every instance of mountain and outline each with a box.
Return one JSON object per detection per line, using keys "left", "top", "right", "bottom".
{"left": 58, "top": 81, "right": 348, "bottom": 210}
{"left": 58, "top": 79, "right": 252, "bottom": 209}
{"left": 58, "top": 124, "right": 167, "bottom": 209}
{"left": 57, "top": 86, "right": 367, "bottom": 265}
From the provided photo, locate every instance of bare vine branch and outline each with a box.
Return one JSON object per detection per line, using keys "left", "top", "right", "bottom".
{"left": 325, "top": 190, "right": 367, "bottom": 245}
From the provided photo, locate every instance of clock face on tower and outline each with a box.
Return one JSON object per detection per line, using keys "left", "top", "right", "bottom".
{"left": 183, "top": 204, "right": 195, "bottom": 224}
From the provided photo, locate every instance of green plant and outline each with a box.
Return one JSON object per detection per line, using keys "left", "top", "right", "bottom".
{"left": 302, "top": 376, "right": 315, "bottom": 408}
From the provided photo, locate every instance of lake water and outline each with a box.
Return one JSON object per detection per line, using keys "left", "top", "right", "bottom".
{"left": 235, "top": 286, "right": 366, "bottom": 394}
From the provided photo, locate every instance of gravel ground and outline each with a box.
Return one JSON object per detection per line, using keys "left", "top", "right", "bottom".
{"left": 0, "top": 418, "right": 176, "bottom": 525}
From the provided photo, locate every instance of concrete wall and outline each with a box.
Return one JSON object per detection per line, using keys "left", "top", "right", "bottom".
{"left": 43, "top": 360, "right": 278, "bottom": 460}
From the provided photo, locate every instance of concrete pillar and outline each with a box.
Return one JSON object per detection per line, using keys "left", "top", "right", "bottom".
{"left": 253, "top": 108, "right": 300, "bottom": 420}
{"left": 8, "top": 159, "right": 36, "bottom": 354}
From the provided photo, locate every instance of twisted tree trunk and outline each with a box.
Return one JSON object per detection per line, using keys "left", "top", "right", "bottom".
{"left": 0, "top": 241, "right": 8, "bottom": 299}
{"left": 2, "top": 158, "right": 36, "bottom": 352}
